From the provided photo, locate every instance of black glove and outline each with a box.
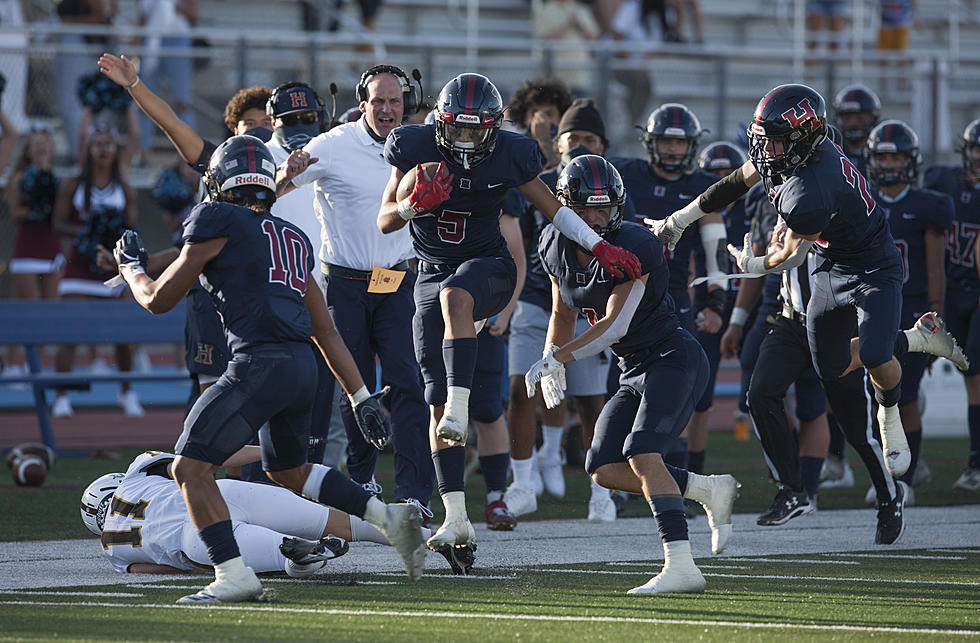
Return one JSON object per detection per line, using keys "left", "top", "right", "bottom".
{"left": 353, "top": 386, "right": 391, "bottom": 450}
{"left": 113, "top": 229, "right": 148, "bottom": 273}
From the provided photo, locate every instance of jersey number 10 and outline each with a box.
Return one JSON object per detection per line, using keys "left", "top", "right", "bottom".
{"left": 261, "top": 219, "right": 309, "bottom": 295}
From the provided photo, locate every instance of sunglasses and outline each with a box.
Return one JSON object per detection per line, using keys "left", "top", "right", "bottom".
{"left": 280, "top": 112, "right": 319, "bottom": 127}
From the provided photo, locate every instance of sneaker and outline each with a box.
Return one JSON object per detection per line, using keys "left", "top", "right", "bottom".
{"left": 877, "top": 405, "right": 910, "bottom": 477}
{"left": 435, "top": 413, "right": 467, "bottom": 446}
{"left": 118, "top": 390, "right": 145, "bottom": 417}
{"left": 587, "top": 493, "right": 617, "bottom": 523}
{"left": 875, "top": 480, "right": 907, "bottom": 545}
{"left": 911, "top": 459, "right": 932, "bottom": 487}
{"left": 378, "top": 503, "right": 427, "bottom": 581}
{"left": 503, "top": 482, "right": 537, "bottom": 517}
{"left": 89, "top": 357, "right": 111, "bottom": 375}
{"left": 361, "top": 476, "right": 383, "bottom": 499}
{"left": 434, "top": 542, "right": 477, "bottom": 575}
{"left": 397, "top": 497, "right": 434, "bottom": 528}
{"left": 627, "top": 565, "right": 706, "bottom": 594}
{"left": 52, "top": 395, "right": 73, "bottom": 418}
{"left": 176, "top": 566, "right": 263, "bottom": 604}
{"left": 687, "top": 473, "right": 740, "bottom": 554}
{"left": 756, "top": 486, "right": 815, "bottom": 526}
{"left": 280, "top": 535, "right": 349, "bottom": 565}
{"left": 485, "top": 499, "right": 517, "bottom": 531}
{"left": 133, "top": 348, "right": 153, "bottom": 373}
{"left": 538, "top": 454, "right": 566, "bottom": 498}
{"left": 819, "top": 454, "right": 855, "bottom": 488}
{"left": 953, "top": 467, "right": 980, "bottom": 492}
{"left": 907, "top": 312, "right": 970, "bottom": 371}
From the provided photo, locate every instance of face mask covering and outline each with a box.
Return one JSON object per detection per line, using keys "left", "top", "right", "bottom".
{"left": 243, "top": 126, "right": 273, "bottom": 143}
{"left": 273, "top": 122, "right": 320, "bottom": 152}
{"left": 561, "top": 144, "right": 592, "bottom": 167}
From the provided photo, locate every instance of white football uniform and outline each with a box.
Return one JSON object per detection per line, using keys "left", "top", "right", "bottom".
{"left": 100, "top": 451, "right": 331, "bottom": 573}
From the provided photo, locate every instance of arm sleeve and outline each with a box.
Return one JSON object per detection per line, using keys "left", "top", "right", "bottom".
{"left": 189, "top": 139, "right": 217, "bottom": 175}
{"left": 182, "top": 202, "right": 233, "bottom": 244}
{"left": 570, "top": 280, "right": 645, "bottom": 360}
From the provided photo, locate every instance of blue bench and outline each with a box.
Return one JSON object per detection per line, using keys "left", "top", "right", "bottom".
{"left": 0, "top": 300, "right": 189, "bottom": 452}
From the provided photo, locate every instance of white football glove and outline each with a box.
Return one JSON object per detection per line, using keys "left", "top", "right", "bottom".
{"left": 525, "top": 345, "right": 565, "bottom": 408}
{"left": 728, "top": 232, "right": 758, "bottom": 273}
{"left": 643, "top": 216, "right": 685, "bottom": 253}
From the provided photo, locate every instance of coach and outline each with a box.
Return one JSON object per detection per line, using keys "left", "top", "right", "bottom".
{"left": 277, "top": 66, "right": 433, "bottom": 515}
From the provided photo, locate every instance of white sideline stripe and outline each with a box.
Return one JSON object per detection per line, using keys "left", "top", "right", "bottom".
{"left": 715, "top": 558, "right": 861, "bottom": 565}
{"left": 373, "top": 573, "right": 518, "bottom": 580}
{"left": 928, "top": 549, "right": 980, "bottom": 554}
{"left": 825, "top": 553, "right": 966, "bottom": 560}
{"left": 1, "top": 600, "right": 978, "bottom": 637}
{"left": 126, "top": 582, "right": 401, "bottom": 589}
{"left": 522, "top": 568, "right": 980, "bottom": 586}
{"left": 0, "top": 591, "right": 144, "bottom": 597}
{"left": 606, "top": 562, "right": 750, "bottom": 569}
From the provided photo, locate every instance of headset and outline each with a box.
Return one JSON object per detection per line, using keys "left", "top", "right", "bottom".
{"left": 267, "top": 82, "right": 328, "bottom": 132}
{"left": 355, "top": 65, "right": 424, "bottom": 116}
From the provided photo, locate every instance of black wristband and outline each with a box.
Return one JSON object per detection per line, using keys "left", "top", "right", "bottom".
{"left": 706, "top": 287, "right": 727, "bottom": 317}
{"left": 698, "top": 166, "right": 749, "bottom": 213}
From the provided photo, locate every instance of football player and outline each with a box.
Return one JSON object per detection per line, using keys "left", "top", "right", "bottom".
{"left": 112, "top": 135, "right": 426, "bottom": 604}
{"left": 924, "top": 118, "right": 980, "bottom": 491}
{"left": 525, "top": 155, "right": 739, "bottom": 594}
{"left": 374, "top": 73, "right": 641, "bottom": 565}
{"left": 831, "top": 84, "right": 882, "bottom": 175}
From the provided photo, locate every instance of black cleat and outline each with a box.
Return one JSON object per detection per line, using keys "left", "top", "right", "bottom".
{"left": 280, "top": 536, "right": 350, "bottom": 565}
{"left": 433, "top": 542, "right": 477, "bottom": 575}
{"left": 875, "top": 480, "right": 907, "bottom": 545}
{"left": 756, "top": 486, "right": 814, "bottom": 526}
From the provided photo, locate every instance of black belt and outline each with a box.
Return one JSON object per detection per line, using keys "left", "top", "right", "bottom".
{"left": 321, "top": 260, "right": 411, "bottom": 281}
{"left": 780, "top": 301, "right": 807, "bottom": 325}
{"left": 417, "top": 260, "right": 460, "bottom": 274}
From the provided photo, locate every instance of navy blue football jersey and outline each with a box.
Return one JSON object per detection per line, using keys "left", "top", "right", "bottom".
{"left": 745, "top": 182, "right": 783, "bottom": 308}
{"left": 844, "top": 147, "right": 868, "bottom": 179}
{"left": 875, "top": 186, "right": 955, "bottom": 301}
{"left": 538, "top": 221, "right": 677, "bottom": 356}
{"left": 765, "top": 138, "right": 894, "bottom": 267}
{"left": 182, "top": 201, "right": 314, "bottom": 352}
{"left": 384, "top": 124, "right": 543, "bottom": 264}
{"left": 924, "top": 165, "right": 980, "bottom": 291}
{"left": 611, "top": 157, "right": 719, "bottom": 292}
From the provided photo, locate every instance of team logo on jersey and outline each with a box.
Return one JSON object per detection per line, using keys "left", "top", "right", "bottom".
{"left": 576, "top": 272, "right": 586, "bottom": 284}
{"left": 780, "top": 98, "right": 818, "bottom": 129}
{"left": 654, "top": 185, "right": 666, "bottom": 198}
{"left": 289, "top": 91, "right": 309, "bottom": 109}
{"left": 962, "top": 191, "right": 972, "bottom": 204}
{"left": 459, "top": 178, "right": 471, "bottom": 190}
{"left": 194, "top": 343, "right": 214, "bottom": 366}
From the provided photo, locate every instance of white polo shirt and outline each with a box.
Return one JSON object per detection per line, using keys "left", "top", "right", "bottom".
{"left": 292, "top": 118, "right": 414, "bottom": 272}
{"left": 268, "top": 139, "right": 323, "bottom": 283}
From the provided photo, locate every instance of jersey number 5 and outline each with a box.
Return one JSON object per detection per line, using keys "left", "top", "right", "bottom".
{"left": 261, "top": 219, "right": 309, "bottom": 295}
{"left": 437, "top": 209, "right": 470, "bottom": 244}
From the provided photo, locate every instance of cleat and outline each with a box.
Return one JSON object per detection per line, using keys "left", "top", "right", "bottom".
{"left": 877, "top": 405, "right": 910, "bottom": 477}
{"left": 177, "top": 566, "right": 263, "bottom": 604}
{"left": 397, "top": 497, "right": 434, "bottom": 528}
{"left": 819, "top": 453, "right": 855, "bottom": 488}
{"left": 538, "top": 454, "right": 566, "bottom": 498}
{"left": 627, "top": 566, "right": 706, "bottom": 594}
{"left": 911, "top": 459, "right": 932, "bottom": 487}
{"left": 436, "top": 414, "right": 467, "bottom": 446}
{"left": 875, "top": 480, "right": 907, "bottom": 545}
{"left": 378, "top": 503, "right": 427, "bottom": 581}
{"left": 52, "top": 395, "right": 73, "bottom": 418}
{"left": 683, "top": 499, "right": 700, "bottom": 519}
{"left": 435, "top": 542, "right": 477, "bottom": 575}
{"left": 757, "top": 486, "right": 815, "bottom": 525}
{"left": 118, "top": 390, "right": 145, "bottom": 417}
{"left": 907, "top": 312, "right": 970, "bottom": 371}
{"left": 503, "top": 482, "right": 537, "bottom": 517}
{"left": 587, "top": 492, "right": 617, "bottom": 523}
{"left": 361, "top": 476, "right": 383, "bottom": 499}
{"left": 426, "top": 518, "right": 476, "bottom": 550}
{"left": 280, "top": 535, "right": 349, "bottom": 565}
{"left": 485, "top": 499, "right": 517, "bottom": 531}
{"left": 953, "top": 467, "right": 980, "bottom": 492}
{"left": 687, "top": 474, "right": 740, "bottom": 554}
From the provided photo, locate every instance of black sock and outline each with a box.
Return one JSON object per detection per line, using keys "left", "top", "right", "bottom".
{"left": 687, "top": 450, "right": 706, "bottom": 475}
{"left": 664, "top": 462, "right": 690, "bottom": 494}
{"left": 969, "top": 406, "right": 980, "bottom": 469}
{"left": 479, "top": 452, "right": 510, "bottom": 494}
{"left": 874, "top": 381, "right": 902, "bottom": 408}
{"left": 649, "top": 496, "right": 688, "bottom": 542}
{"left": 800, "top": 456, "right": 823, "bottom": 499}
{"left": 316, "top": 467, "right": 371, "bottom": 517}
{"left": 443, "top": 338, "right": 478, "bottom": 389}
{"left": 198, "top": 520, "right": 240, "bottom": 566}
{"left": 432, "top": 446, "right": 466, "bottom": 495}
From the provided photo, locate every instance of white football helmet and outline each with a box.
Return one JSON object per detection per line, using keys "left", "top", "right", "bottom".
{"left": 80, "top": 472, "right": 125, "bottom": 535}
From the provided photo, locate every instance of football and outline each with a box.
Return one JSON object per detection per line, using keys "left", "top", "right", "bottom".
{"left": 11, "top": 455, "right": 47, "bottom": 487}
{"left": 395, "top": 162, "right": 451, "bottom": 204}
{"left": 5, "top": 442, "right": 56, "bottom": 470}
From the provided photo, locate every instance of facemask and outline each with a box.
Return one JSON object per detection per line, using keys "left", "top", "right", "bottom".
{"left": 561, "top": 144, "right": 592, "bottom": 167}
{"left": 243, "top": 126, "right": 273, "bottom": 143}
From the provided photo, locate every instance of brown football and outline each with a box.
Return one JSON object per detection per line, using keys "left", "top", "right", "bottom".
{"left": 396, "top": 162, "right": 451, "bottom": 204}
{"left": 11, "top": 455, "right": 47, "bottom": 487}
{"left": 5, "top": 442, "right": 56, "bottom": 469}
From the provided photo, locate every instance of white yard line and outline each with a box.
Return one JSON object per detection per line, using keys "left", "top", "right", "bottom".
{"left": 518, "top": 568, "right": 980, "bottom": 586}
{"left": 0, "top": 600, "right": 977, "bottom": 637}
{"left": 0, "top": 590, "right": 144, "bottom": 597}
{"left": 825, "top": 553, "right": 967, "bottom": 560}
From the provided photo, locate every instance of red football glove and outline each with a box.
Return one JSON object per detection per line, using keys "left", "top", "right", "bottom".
{"left": 408, "top": 161, "right": 453, "bottom": 214}
{"left": 593, "top": 240, "right": 642, "bottom": 280}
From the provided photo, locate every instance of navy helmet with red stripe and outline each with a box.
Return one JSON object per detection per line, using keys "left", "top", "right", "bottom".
{"left": 961, "top": 118, "right": 980, "bottom": 177}
{"left": 434, "top": 73, "right": 504, "bottom": 170}
{"left": 831, "top": 84, "right": 881, "bottom": 144}
{"left": 555, "top": 154, "right": 626, "bottom": 240}
{"left": 747, "top": 84, "right": 827, "bottom": 180}
{"left": 642, "top": 103, "right": 703, "bottom": 174}
{"left": 204, "top": 135, "right": 278, "bottom": 207}
{"left": 697, "top": 141, "right": 747, "bottom": 174}
{"left": 866, "top": 119, "right": 921, "bottom": 186}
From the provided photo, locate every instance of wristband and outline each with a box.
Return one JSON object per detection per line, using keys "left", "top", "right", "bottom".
{"left": 552, "top": 206, "right": 602, "bottom": 251}
{"left": 729, "top": 306, "right": 750, "bottom": 327}
{"left": 706, "top": 287, "right": 727, "bottom": 317}
{"left": 348, "top": 385, "right": 370, "bottom": 406}
{"left": 396, "top": 198, "right": 416, "bottom": 221}
{"left": 126, "top": 77, "right": 141, "bottom": 90}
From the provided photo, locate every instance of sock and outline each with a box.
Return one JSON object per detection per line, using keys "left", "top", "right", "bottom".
{"left": 540, "top": 424, "right": 564, "bottom": 462}
{"left": 214, "top": 556, "right": 247, "bottom": 579}
{"left": 198, "top": 520, "right": 240, "bottom": 566}
{"left": 432, "top": 446, "right": 466, "bottom": 495}
{"left": 900, "top": 429, "right": 922, "bottom": 485}
{"left": 664, "top": 437, "right": 689, "bottom": 470}
{"left": 444, "top": 386, "right": 470, "bottom": 423}
{"left": 893, "top": 331, "right": 910, "bottom": 357}
{"left": 874, "top": 382, "right": 902, "bottom": 408}
{"left": 648, "top": 495, "right": 689, "bottom": 543}
{"left": 511, "top": 456, "right": 534, "bottom": 489}
{"left": 443, "top": 338, "right": 478, "bottom": 389}
{"left": 441, "top": 490, "right": 467, "bottom": 523}
{"left": 800, "top": 456, "right": 823, "bottom": 499}
{"left": 827, "top": 413, "right": 846, "bottom": 458}
{"left": 687, "top": 450, "right": 706, "bottom": 475}
{"left": 663, "top": 538, "right": 695, "bottom": 569}
{"left": 479, "top": 452, "right": 510, "bottom": 495}
{"left": 969, "top": 406, "right": 980, "bottom": 469}
{"left": 665, "top": 463, "right": 691, "bottom": 495}
{"left": 301, "top": 463, "right": 370, "bottom": 518}
{"left": 349, "top": 514, "right": 389, "bottom": 544}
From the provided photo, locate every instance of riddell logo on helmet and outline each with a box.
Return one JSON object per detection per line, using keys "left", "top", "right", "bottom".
{"left": 586, "top": 195, "right": 611, "bottom": 205}
{"left": 781, "top": 98, "right": 818, "bottom": 129}
{"left": 455, "top": 114, "right": 481, "bottom": 125}
{"left": 231, "top": 174, "right": 273, "bottom": 188}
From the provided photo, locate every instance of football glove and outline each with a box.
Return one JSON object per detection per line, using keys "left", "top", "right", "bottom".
{"left": 525, "top": 346, "right": 565, "bottom": 406}
{"left": 353, "top": 386, "right": 392, "bottom": 450}
{"left": 644, "top": 216, "right": 685, "bottom": 253}
{"left": 728, "top": 232, "right": 758, "bottom": 273}
{"left": 113, "top": 229, "right": 147, "bottom": 274}
{"left": 407, "top": 161, "right": 453, "bottom": 215}
{"left": 592, "top": 240, "right": 642, "bottom": 280}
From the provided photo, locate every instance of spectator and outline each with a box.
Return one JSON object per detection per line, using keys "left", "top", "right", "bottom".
{"left": 532, "top": 0, "right": 601, "bottom": 94}
{"left": 608, "top": 0, "right": 656, "bottom": 125}
{"left": 51, "top": 124, "right": 143, "bottom": 418}
{"left": 506, "top": 78, "right": 573, "bottom": 170}
{"left": 76, "top": 71, "right": 140, "bottom": 177}
{"left": 666, "top": 0, "right": 703, "bottom": 43}
{"left": 806, "top": 0, "right": 848, "bottom": 54}
{"left": 878, "top": 0, "right": 918, "bottom": 93}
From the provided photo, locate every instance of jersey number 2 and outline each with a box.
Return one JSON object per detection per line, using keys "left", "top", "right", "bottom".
{"left": 261, "top": 219, "right": 309, "bottom": 295}
{"left": 839, "top": 156, "right": 876, "bottom": 215}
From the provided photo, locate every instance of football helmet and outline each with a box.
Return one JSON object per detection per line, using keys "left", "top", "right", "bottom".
{"left": 747, "top": 84, "right": 827, "bottom": 180}
{"left": 866, "top": 120, "right": 921, "bottom": 186}
{"left": 434, "top": 73, "right": 504, "bottom": 170}
{"left": 555, "top": 154, "right": 626, "bottom": 239}
{"left": 203, "top": 135, "right": 278, "bottom": 206}
{"left": 832, "top": 84, "right": 881, "bottom": 145}
{"left": 697, "top": 141, "right": 747, "bottom": 174}
{"left": 267, "top": 82, "right": 325, "bottom": 152}
{"left": 80, "top": 472, "right": 126, "bottom": 535}
{"left": 642, "top": 103, "right": 703, "bottom": 174}
{"left": 961, "top": 118, "right": 980, "bottom": 177}
{"left": 826, "top": 124, "right": 844, "bottom": 148}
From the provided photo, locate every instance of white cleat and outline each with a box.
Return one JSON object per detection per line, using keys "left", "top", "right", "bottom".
{"left": 819, "top": 453, "right": 855, "bottom": 488}
{"left": 690, "top": 474, "right": 740, "bottom": 554}
{"left": 426, "top": 517, "right": 476, "bottom": 551}
{"left": 538, "top": 454, "right": 566, "bottom": 498}
{"left": 908, "top": 312, "right": 970, "bottom": 371}
{"left": 587, "top": 493, "right": 617, "bottom": 523}
{"left": 503, "top": 482, "right": 537, "bottom": 517}
{"left": 877, "top": 405, "right": 910, "bottom": 477}
{"left": 118, "top": 390, "right": 145, "bottom": 417}
{"left": 176, "top": 566, "right": 264, "bottom": 604}
{"left": 436, "top": 414, "right": 467, "bottom": 446}
{"left": 379, "top": 503, "right": 427, "bottom": 582}
{"left": 627, "top": 566, "right": 706, "bottom": 595}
